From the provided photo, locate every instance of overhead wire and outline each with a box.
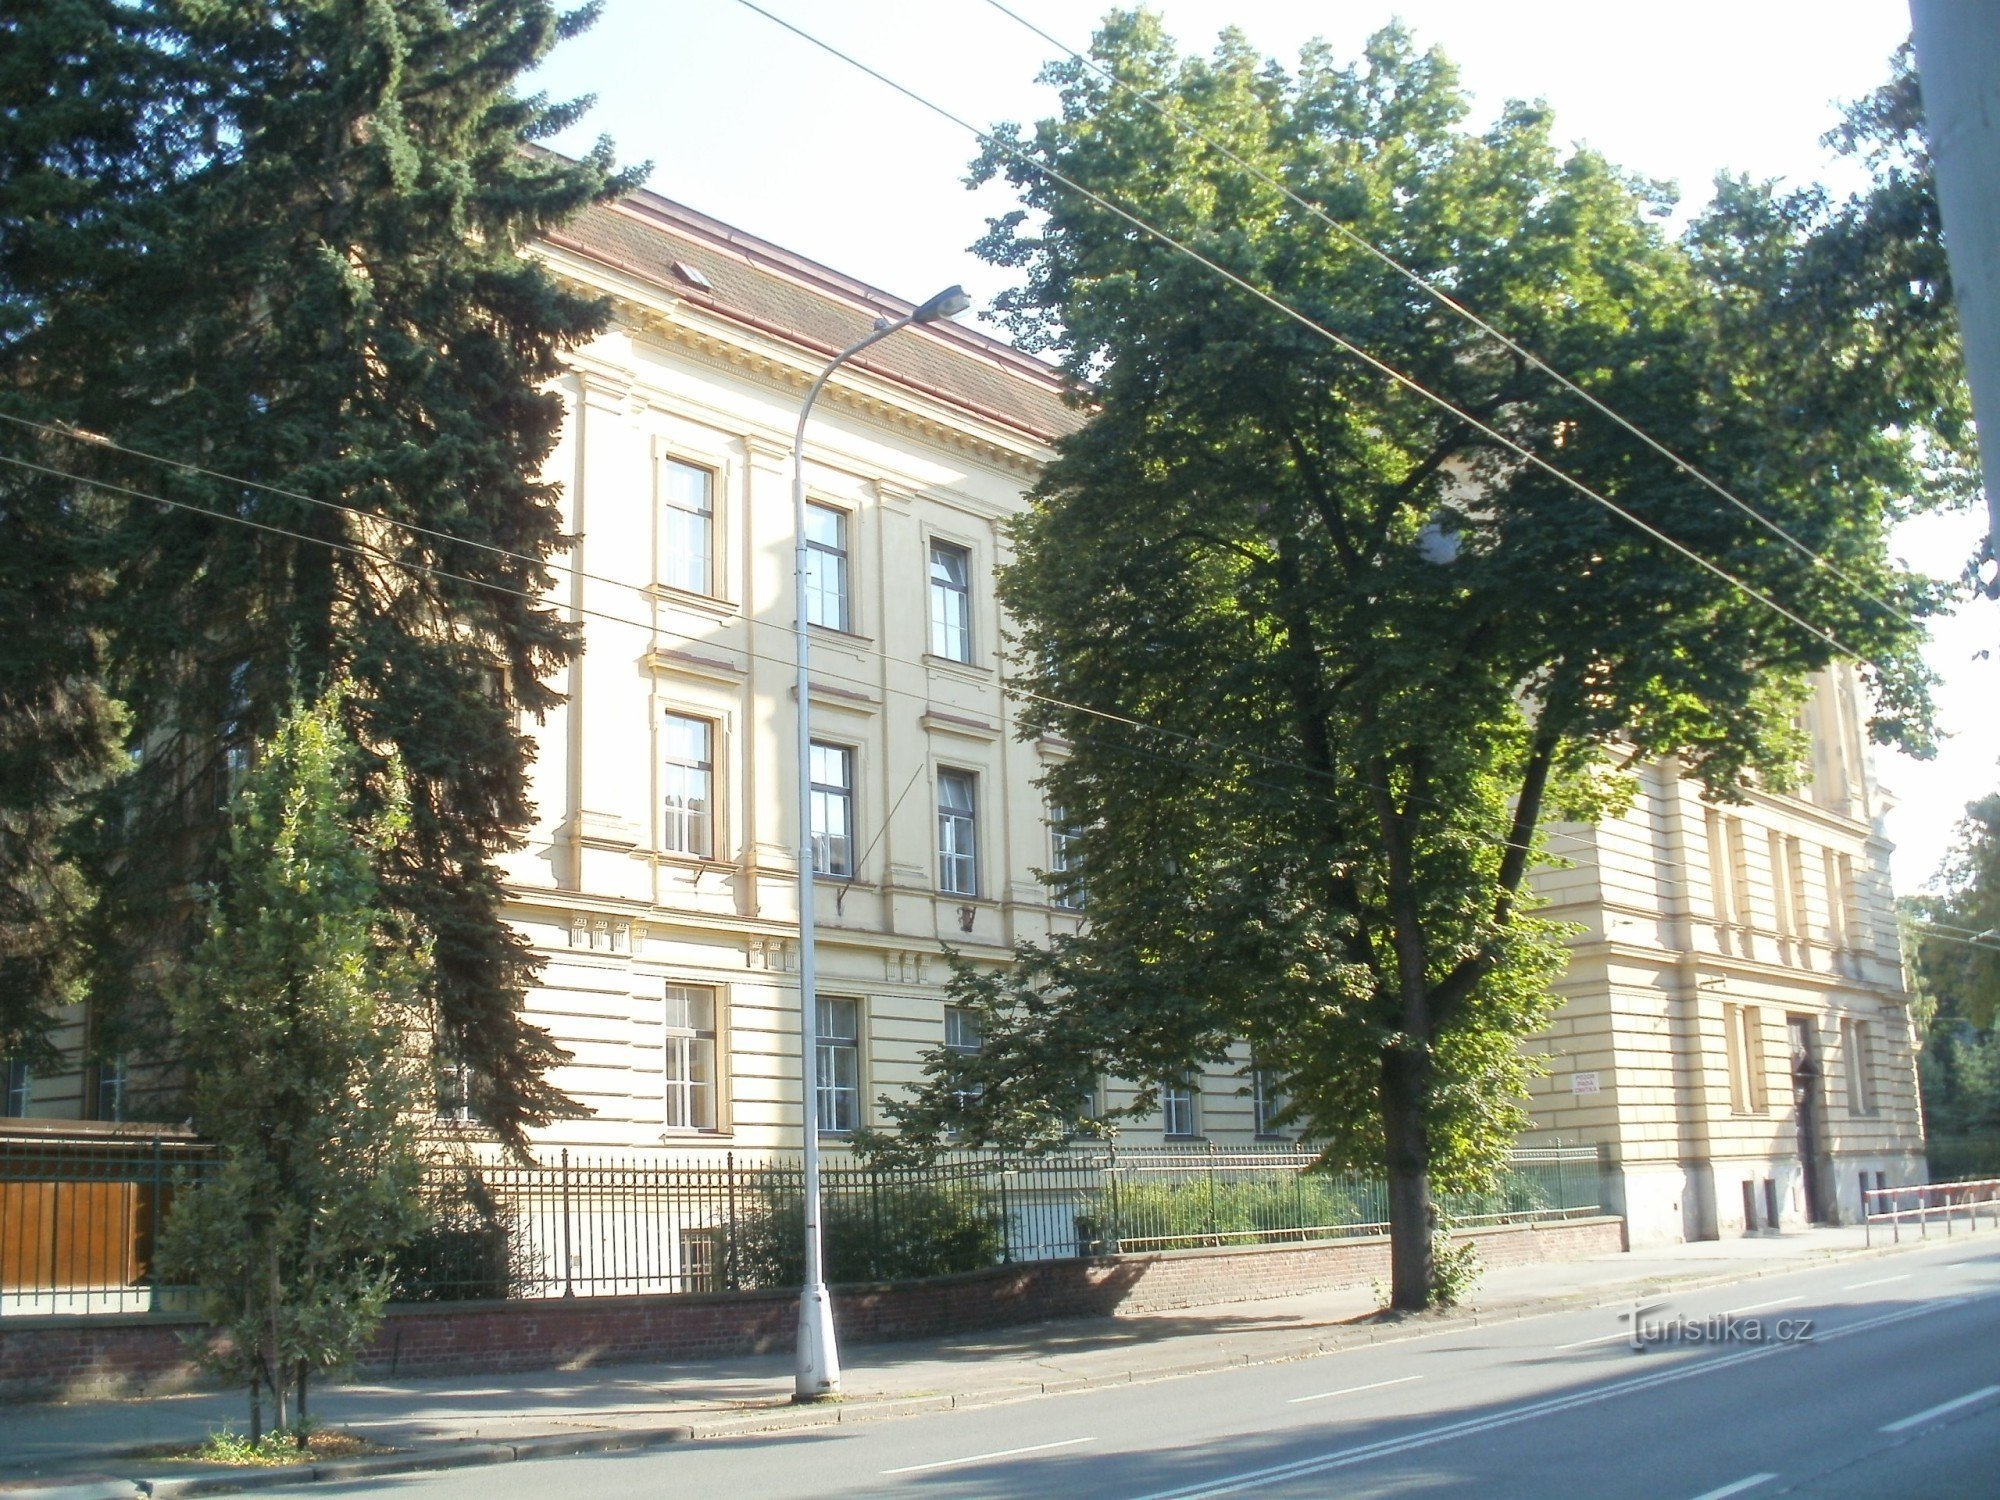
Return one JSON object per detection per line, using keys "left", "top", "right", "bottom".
{"left": 0, "top": 418, "right": 1605, "bottom": 864}
{"left": 3, "top": 446, "right": 1602, "bottom": 870}
{"left": 972, "top": 0, "right": 1929, "bottom": 638}
{"left": 726, "top": 0, "right": 1906, "bottom": 679}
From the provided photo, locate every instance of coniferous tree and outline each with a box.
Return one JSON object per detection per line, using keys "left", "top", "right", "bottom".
{"left": 0, "top": 1, "right": 639, "bottom": 1142}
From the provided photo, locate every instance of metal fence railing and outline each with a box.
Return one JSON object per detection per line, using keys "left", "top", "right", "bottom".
{"left": 2, "top": 1138, "right": 1607, "bottom": 1314}
{"left": 1863, "top": 1177, "right": 2000, "bottom": 1246}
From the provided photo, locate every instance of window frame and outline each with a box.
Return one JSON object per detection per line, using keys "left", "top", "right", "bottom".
{"left": 3, "top": 1060, "right": 29, "bottom": 1118}
{"left": 936, "top": 768, "right": 979, "bottom": 896}
{"left": 943, "top": 1005, "right": 984, "bottom": 1111}
{"left": 1160, "top": 1075, "right": 1200, "bottom": 1140}
{"left": 927, "top": 539, "right": 973, "bottom": 663}
{"left": 663, "top": 982, "right": 720, "bottom": 1132}
{"left": 809, "top": 740, "right": 855, "bottom": 878}
{"left": 661, "top": 710, "right": 717, "bottom": 860}
{"left": 1843, "top": 1018, "right": 1878, "bottom": 1116}
{"left": 815, "top": 996, "right": 862, "bottom": 1135}
{"left": 1048, "top": 803, "right": 1086, "bottom": 910}
{"left": 661, "top": 455, "right": 718, "bottom": 597}
{"left": 804, "top": 501, "right": 852, "bottom": 633}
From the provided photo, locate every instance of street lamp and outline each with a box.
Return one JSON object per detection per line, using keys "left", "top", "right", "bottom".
{"left": 790, "top": 284, "right": 971, "bottom": 1402}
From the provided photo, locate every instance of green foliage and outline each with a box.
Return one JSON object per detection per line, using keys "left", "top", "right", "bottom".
{"left": 877, "top": 13, "right": 1945, "bottom": 1311}
{"left": 0, "top": 0, "right": 641, "bottom": 1146}
{"left": 1091, "top": 1173, "right": 1369, "bottom": 1251}
{"left": 727, "top": 1180, "right": 1008, "bottom": 1288}
{"left": 157, "top": 686, "right": 428, "bottom": 1436}
{"left": 1428, "top": 1226, "right": 1483, "bottom": 1307}
{"left": 389, "top": 1177, "right": 531, "bottom": 1303}
{"left": 195, "top": 1426, "right": 317, "bottom": 1466}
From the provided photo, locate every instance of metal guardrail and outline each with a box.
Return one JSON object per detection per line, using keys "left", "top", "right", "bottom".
{"left": 3, "top": 1138, "right": 1607, "bottom": 1314}
{"left": 1863, "top": 1177, "right": 2000, "bottom": 1246}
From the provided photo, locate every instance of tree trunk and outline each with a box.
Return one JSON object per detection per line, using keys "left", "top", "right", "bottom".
{"left": 267, "top": 1244, "right": 289, "bottom": 1432}
{"left": 1382, "top": 1048, "right": 1435, "bottom": 1311}
{"left": 295, "top": 1361, "right": 309, "bottom": 1448}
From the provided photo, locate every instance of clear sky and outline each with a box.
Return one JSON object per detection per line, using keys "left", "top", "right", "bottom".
{"left": 528, "top": 1, "right": 1997, "bottom": 890}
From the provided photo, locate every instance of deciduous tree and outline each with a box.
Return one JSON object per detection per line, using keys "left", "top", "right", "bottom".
{"left": 872, "top": 15, "right": 1945, "bottom": 1308}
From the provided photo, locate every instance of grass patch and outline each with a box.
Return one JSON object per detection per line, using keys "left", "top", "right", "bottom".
{"left": 178, "top": 1426, "right": 387, "bottom": 1467}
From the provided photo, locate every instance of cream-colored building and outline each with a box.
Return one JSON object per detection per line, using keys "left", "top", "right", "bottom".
{"left": 6, "top": 191, "right": 1926, "bottom": 1246}
{"left": 1519, "top": 668, "right": 1925, "bottom": 1243}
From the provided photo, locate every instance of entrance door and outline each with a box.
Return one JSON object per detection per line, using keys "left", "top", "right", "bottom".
{"left": 1789, "top": 1017, "right": 1829, "bottom": 1224}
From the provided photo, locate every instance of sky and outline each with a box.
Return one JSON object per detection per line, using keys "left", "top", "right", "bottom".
{"left": 528, "top": 0, "right": 1997, "bottom": 891}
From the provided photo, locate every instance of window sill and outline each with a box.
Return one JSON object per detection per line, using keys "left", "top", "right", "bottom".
{"left": 810, "top": 624, "right": 873, "bottom": 645}
{"left": 646, "top": 583, "right": 739, "bottom": 619}
{"left": 923, "top": 652, "right": 992, "bottom": 678}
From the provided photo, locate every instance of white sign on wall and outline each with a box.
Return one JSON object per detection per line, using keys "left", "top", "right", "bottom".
{"left": 1571, "top": 1071, "right": 1602, "bottom": 1096}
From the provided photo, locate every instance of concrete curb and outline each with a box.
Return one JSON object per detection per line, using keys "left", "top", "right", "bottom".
{"left": 40, "top": 1232, "right": 1970, "bottom": 1495}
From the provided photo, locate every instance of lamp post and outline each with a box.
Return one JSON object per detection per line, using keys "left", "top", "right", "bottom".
{"left": 790, "top": 284, "right": 971, "bottom": 1402}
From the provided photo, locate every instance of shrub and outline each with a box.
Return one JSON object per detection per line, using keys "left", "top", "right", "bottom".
{"left": 728, "top": 1178, "right": 1007, "bottom": 1287}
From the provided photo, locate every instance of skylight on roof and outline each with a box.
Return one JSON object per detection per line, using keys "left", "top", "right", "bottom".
{"left": 671, "top": 260, "right": 713, "bottom": 291}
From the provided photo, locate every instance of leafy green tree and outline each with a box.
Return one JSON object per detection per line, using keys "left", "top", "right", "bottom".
{"left": 1909, "top": 796, "right": 2000, "bottom": 1146}
{"left": 0, "top": 0, "right": 639, "bottom": 1144}
{"left": 872, "top": 14, "right": 1944, "bottom": 1308}
{"left": 158, "top": 684, "right": 427, "bottom": 1442}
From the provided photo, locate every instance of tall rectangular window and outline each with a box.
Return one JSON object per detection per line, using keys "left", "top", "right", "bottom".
{"left": 1251, "top": 1061, "right": 1287, "bottom": 1139}
{"left": 1843, "top": 1018, "right": 1878, "bottom": 1115}
{"left": 1823, "top": 849, "right": 1852, "bottom": 948}
{"left": 1160, "top": 1076, "right": 1199, "bottom": 1139}
{"left": 93, "top": 1059, "right": 126, "bottom": 1123}
{"left": 1049, "top": 804, "right": 1085, "bottom": 909}
{"left": 944, "top": 1005, "right": 983, "bottom": 1110}
{"left": 662, "top": 712, "right": 714, "bottom": 858}
{"left": 805, "top": 503, "right": 850, "bottom": 631}
{"left": 435, "top": 1053, "right": 472, "bottom": 1123}
{"left": 809, "top": 742, "right": 853, "bottom": 877}
{"left": 663, "top": 458, "right": 715, "bottom": 595}
{"left": 1705, "top": 810, "right": 1733, "bottom": 924}
{"left": 1726, "top": 1004, "right": 1765, "bottom": 1114}
{"left": 816, "top": 996, "right": 861, "bottom": 1134}
{"left": 1768, "top": 831, "right": 1793, "bottom": 935}
{"left": 928, "top": 541, "right": 972, "bottom": 662}
{"left": 664, "top": 983, "right": 718, "bottom": 1131}
{"left": 937, "top": 769, "right": 978, "bottom": 895}
{"left": 3, "top": 1060, "right": 28, "bottom": 1118}
{"left": 1785, "top": 836, "right": 1810, "bottom": 939}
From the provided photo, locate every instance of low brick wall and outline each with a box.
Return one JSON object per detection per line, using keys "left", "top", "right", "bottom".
{"left": 0, "top": 1215, "right": 1623, "bottom": 1402}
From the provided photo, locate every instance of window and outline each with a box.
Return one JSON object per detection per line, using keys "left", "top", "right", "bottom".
{"left": 805, "top": 503, "right": 850, "bottom": 631}
{"left": 944, "top": 1005, "right": 983, "bottom": 1110}
{"left": 1049, "top": 805, "right": 1085, "bottom": 909}
{"left": 1826, "top": 850, "right": 1855, "bottom": 949}
{"left": 1705, "top": 810, "right": 1734, "bottom": 924}
{"left": 1725, "top": 1004, "right": 1766, "bottom": 1114}
{"left": 93, "top": 1058, "right": 126, "bottom": 1123}
{"left": 1843, "top": 1018, "right": 1878, "bottom": 1115}
{"left": 3, "top": 1061, "right": 28, "bottom": 1118}
{"left": 1251, "top": 1062, "right": 1288, "bottom": 1139}
{"left": 662, "top": 713, "right": 714, "bottom": 858}
{"left": 937, "top": 769, "right": 978, "bottom": 895}
{"left": 664, "top": 983, "right": 718, "bottom": 1131}
{"left": 928, "top": 541, "right": 972, "bottom": 662}
{"left": 816, "top": 997, "right": 861, "bottom": 1134}
{"left": 1785, "top": 836, "right": 1810, "bottom": 939}
{"left": 435, "top": 1054, "right": 473, "bottom": 1123}
{"left": 217, "top": 660, "right": 250, "bottom": 810}
{"left": 1160, "top": 1075, "right": 1199, "bottom": 1139}
{"left": 809, "top": 742, "right": 854, "bottom": 877}
{"left": 662, "top": 458, "right": 715, "bottom": 595}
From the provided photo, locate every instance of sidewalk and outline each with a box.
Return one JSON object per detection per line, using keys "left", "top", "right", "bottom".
{"left": 0, "top": 1224, "right": 1938, "bottom": 1498}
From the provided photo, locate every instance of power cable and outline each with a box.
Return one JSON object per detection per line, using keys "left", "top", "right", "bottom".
{"left": 727, "top": 0, "right": 1904, "bottom": 677}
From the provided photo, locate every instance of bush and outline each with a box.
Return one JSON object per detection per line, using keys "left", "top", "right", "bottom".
{"left": 1100, "top": 1172, "right": 1372, "bottom": 1250}
{"left": 728, "top": 1177, "right": 1007, "bottom": 1287}
{"left": 389, "top": 1178, "right": 530, "bottom": 1301}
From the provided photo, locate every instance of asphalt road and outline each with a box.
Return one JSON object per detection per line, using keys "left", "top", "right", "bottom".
{"left": 287, "top": 1236, "right": 2000, "bottom": 1499}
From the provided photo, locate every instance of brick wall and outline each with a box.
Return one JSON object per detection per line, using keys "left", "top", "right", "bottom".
{"left": 0, "top": 1216, "right": 1623, "bottom": 1401}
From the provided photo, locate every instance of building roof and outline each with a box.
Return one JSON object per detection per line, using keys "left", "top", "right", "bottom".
{"left": 545, "top": 190, "right": 1086, "bottom": 445}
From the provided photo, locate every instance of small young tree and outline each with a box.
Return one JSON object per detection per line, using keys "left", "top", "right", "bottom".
{"left": 158, "top": 684, "right": 427, "bottom": 1442}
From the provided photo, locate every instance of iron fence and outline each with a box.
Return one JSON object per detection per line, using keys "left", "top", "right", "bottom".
{"left": 2, "top": 1138, "right": 1607, "bottom": 1313}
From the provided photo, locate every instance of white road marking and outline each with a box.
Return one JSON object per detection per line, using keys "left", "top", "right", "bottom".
{"left": 1127, "top": 1299, "right": 1967, "bottom": 1500}
{"left": 1879, "top": 1385, "right": 2000, "bottom": 1434}
{"left": 1687, "top": 1475, "right": 1778, "bottom": 1500}
{"left": 1843, "top": 1274, "right": 1910, "bottom": 1290}
{"left": 1720, "top": 1296, "right": 1803, "bottom": 1317}
{"left": 1286, "top": 1375, "right": 1423, "bottom": 1405}
{"left": 880, "top": 1436, "right": 1095, "bottom": 1475}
